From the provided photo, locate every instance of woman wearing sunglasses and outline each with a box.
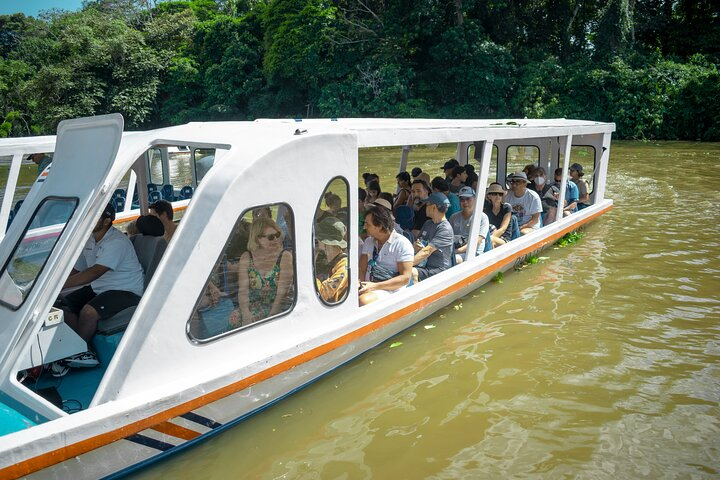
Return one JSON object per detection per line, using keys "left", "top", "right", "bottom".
{"left": 483, "top": 182, "right": 513, "bottom": 248}
{"left": 234, "top": 216, "right": 294, "bottom": 325}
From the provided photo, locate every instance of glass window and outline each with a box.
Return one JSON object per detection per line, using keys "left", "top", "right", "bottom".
{"left": 0, "top": 197, "right": 77, "bottom": 309}
{"left": 147, "top": 148, "right": 164, "bottom": 185}
{"left": 506, "top": 146, "right": 539, "bottom": 176}
{"left": 187, "top": 203, "right": 296, "bottom": 342}
{"left": 467, "top": 143, "right": 498, "bottom": 185}
{"left": 313, "top": 178, "right": 350, "bottom": 305}
{"left": 194, "top": 148, "right": 216, "bottom": 184}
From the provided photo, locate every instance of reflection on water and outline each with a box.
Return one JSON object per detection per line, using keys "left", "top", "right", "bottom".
{"left": 134, "top": 141, "right": 720, "bottom": 479}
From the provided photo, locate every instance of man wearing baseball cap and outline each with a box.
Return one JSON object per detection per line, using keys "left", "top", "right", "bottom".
{"left": 412, "top": 192, "right": 454, "bottom": 282}
{"left": 506, "top": 171, "right": 542, "bottom": 235}
{"left": 449, "top": 186, "right": 489, "bottom": 263}
{"left": 54, "top": 203, "right": 144, "bottom": 372}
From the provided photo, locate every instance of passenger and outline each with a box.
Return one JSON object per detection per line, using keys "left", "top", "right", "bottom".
{"left": 372, "top": 196, "right": 403, "bottom": 234}
{"left": 317, "top": 192, "right": 342, "bottom": 222}
{"left": 530, "top": 167, "right": 552, "bottom": 220}
{"left": 365, "top": 180, "right": 381, "bottom": 208}
{"left": 465, "top": 164, "right": 479, "bottom": 191}
{"left": 55, "top": 203, "right": 144, "bottom": 369}
{"left": 148, "top": 199, "right": 176, "bottom": 242}
{"left": 315, "top": 218, "right": 349, "bottom": 303}
{"left": 394, "top": 171, "right": 412, "bottom": 212}
{"left": 252, "top": 206, "right": 272, "bottom": 220}
{"left": 547, "top": 167, "right": 579, "bottom": 222}
{"left": 135, "top": 214, "right": 165, "bottom": 237}
{"left": 359, "top": 206, "right": 413, "bottom": 306}
{"left": 570, "top": 163, "right": 590, "bottom": 209}
{"left": 411, "top": 167, "right": 423, "bottom": 182}
{"left": 442, "top": 159, "right": 459, "bottom": 182}
{"left": 484, "top": 183, "right": 513, "bottom": 247}
{"left": 431, "top": 176, "right": 460, "bottom": 219}
{"left": 412, "top": 193, "right": 454, "bottom": 282}
{"left": 450, "top": 186, "right": 489, "bottom": 263}
{"left": 125, "top": 219, "right": 139, "bottom": 236}
{"left": 30, "top": 152, "right": 52, "bottom": 176}
{"left": 415, "top": 171, "right": 431, "bottom": 190}
{"left": 234, "top": 217, "right": 294, "bottom": 325}
{"left": 448, "top": 166, "right": 467, "bottom": 193}
{"left": 362, "top": 172, "right": 380, "bottom": 191}
{"left": 505, "top": 172, "right": 542, "bottom": 235}
{"left": 409, "top": 179, "right": 431, "bottom": 239}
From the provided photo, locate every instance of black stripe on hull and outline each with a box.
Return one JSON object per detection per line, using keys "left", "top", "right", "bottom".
{"left": 180, "top": 411, "right": 223, "bottom": 429}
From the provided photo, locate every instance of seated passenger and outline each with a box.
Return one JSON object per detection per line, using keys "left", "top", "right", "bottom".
{"left": 316, "top": 192, "right": 342, "bottom": 222}
{"left": 545, "top": 168, "right": 579, "bottom": 223}
{"left": 431, "top": 176, "right": 461, "bottom": 219}
{"left": 442, "top": 159, "right": 459, "bottom": 182}
{"left": 409, "top": 179, "right": 431, "bottom": 239}
{"left": 505, "top": 172, "right": 542, "bottom": 235}
{"left": 315, "top": 218, "right": 349, "bottom": 303}
{"left": 412, "top": 193, "right": 454, "bottom": 282}
{"left": 135, "top": 214, "right": 165, "bottom": 237}
{"left": 365, "top": 180, "right": 381, "bottom": 208}
{"left": 234, "top": 217, "right": 293, "bottom": 326}
{"left": 359, "top": 206, "right": 414, "bottom": 305}
{"left": 55, "top": 203, "right": 144, "bottom": 369}
{"left": 449, "top": 187, "right": 489, "bottom": 263}
{"left": 484, "top": 183, "right": 513, "bottom": 247}
{"left": 448, "top": 165, "right": 468, "bottom": 193}
{"left": 570, "top": 163, "right": 590, "bottom": 209}
{"left": 148, "top": 199, "right": 176, "bottom": 242}
{"left": 394, "top": 171, "right": 412, "bottom": 212}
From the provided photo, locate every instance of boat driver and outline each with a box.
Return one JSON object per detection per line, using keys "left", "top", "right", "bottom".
{"left": 54, "top": 203, "right": 144, "bottom": 370}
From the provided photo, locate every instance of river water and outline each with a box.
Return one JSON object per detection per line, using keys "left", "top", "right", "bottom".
{"left": 127, "top": 140, "right": 719, "bottom": 479}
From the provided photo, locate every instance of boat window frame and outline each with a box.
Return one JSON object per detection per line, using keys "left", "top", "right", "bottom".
{"left": 192, "top": 148, "right": 216, "bottom": 185}
{"left": 312, "top": 176, "right": 351, "bottom": 307}
{"left": 506, "top": 145, "right": 540, "bottom": 175}
{"left": 0, "top": 196, "right": 78, "bottom": 310}
{"left": 569, "top": 145, "right": 597, "bottom": 194}
{"left": 146, "top": 147, "right": 164, "bottom": 186}
{"left": 186, "top": 202, "right": 298, "bottom": 344}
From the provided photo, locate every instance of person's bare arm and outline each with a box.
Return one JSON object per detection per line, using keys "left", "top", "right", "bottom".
{"left": 63, "top": 264, "right": 109, "bottom": 289}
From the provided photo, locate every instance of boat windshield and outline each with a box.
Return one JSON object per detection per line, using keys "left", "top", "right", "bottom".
{"left": 0, "top": 197, "right": 77, "bottom": 309}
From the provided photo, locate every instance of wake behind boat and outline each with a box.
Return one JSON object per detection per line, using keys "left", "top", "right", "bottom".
{"left": 0, "top": 116, "right": 614, "bottom": 478}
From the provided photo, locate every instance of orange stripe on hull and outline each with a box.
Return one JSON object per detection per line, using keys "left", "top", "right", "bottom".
{"left": 150, "top": 422, "right": 201, "bottom": 441}
{"left": 1, "top": 204, "right": 611, "bottom": 479}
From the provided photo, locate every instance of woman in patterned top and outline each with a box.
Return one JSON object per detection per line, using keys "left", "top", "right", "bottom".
{"left": 234, "top": 217, "right": 294, "bottom": 325}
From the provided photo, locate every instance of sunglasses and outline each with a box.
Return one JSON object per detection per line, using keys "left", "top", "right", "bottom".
{"left": 488, "top": 192, "right": 503, "bottom": 196}
{"left": 509, "top": 179, "right": 524, "bottom": 184}
{"left": 260, "top": 233, "right": 281, "bottom": 241}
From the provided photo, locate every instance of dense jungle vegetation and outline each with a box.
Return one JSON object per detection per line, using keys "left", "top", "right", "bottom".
{"left": 0, "top": 0, "right": 718, "bottom": 140}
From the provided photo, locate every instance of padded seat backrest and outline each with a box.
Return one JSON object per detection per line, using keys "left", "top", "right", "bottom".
{"left": 395, "top": 205, "right": 414, "bottom": 230}
{"left": 130, "top": 234, "right": 167, "bottom": 288}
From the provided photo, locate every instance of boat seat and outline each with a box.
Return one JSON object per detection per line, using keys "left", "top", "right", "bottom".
{"left": 395, "top": 206, "right": 414, "bottom": 230}
{"left": 96, "top": 235, "right": 167, "bottom": 336}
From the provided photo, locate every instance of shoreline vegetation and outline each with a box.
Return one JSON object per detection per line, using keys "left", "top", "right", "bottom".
{"left": 0, "top": 0, "right": 718, "bottom": 141}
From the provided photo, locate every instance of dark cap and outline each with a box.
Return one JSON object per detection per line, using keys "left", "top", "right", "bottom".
{"left": 570, "top": 163, "right": 584, "bottom": 176}
{"left": 442, "top": 159, "right": 459, "bottom": 171}
{"left": 411, "top": 167, "right": 422, "bottom": 178}
{"left": 102, "top": 202, "right": 116, "bottom": 221}
{"left": 426, "top": 192, "right": 450, "bottom": 208}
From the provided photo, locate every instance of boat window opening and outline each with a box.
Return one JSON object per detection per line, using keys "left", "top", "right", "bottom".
{"left": 0, "top": 154, "right": 14, "bottom": 206}
{"left": 1, "top": 154, "right": 54, "bottom": 223}
{"left": 0, "top": 197, "right": 77, "bottom": 309}
{"left": 313, "top": 177, "right": 350, "bottom": 306}
{"left": 467, "top": 144, "right": 498, "bottom": 183}
{"left": 506, "top": 146, "right": 540, "bottom": 177}
{"left": 193, "top": 148, "right": 216, "bottom": 185}
{"left": 147, "top": 148, "right": 164, "bottom": 185}
{"left": 187, "top": 203, "right": 296, "bottom": 342}
{"left": 569, "top": 145, "right": 596, "bottom": 194}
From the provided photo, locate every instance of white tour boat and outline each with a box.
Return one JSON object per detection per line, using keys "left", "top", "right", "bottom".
{"left": 0, "top": 115, "right": 614, "bottom": 478}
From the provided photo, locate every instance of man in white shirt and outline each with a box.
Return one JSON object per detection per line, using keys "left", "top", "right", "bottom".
{"left": 449, "top": 186, "right": 489, "bottom": 263}
{"left": 58, "top": 203, "right": 144, "bottom": 368}
{"left": 506, "top": 172, "right": 542, "bottom": 235}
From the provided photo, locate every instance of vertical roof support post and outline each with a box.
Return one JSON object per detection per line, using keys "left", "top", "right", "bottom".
{"left": 557, "top": 134, "right": 573, "bottom": 220}
{"left": 0, "top": 153, "right": 22, "bottom": 241}
{"left": 593, "top": 133, "right": 612, "bottom": 203}
{"left": 465, "top": 140, "right": 495, "bottom": 260}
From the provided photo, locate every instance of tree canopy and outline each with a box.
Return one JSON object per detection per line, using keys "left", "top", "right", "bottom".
{"left": 0, "top": 0, "right": 718, "bottom": 139}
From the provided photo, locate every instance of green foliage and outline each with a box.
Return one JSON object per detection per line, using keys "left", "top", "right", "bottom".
{"left": 556, "top": 231, "right": 585, "bottom": 247}
{"left": 0, "top": 0, "right": 716, "bottom": 138}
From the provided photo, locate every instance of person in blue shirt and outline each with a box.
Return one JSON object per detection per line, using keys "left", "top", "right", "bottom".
{"left": 552, "top": 167, "right": 579, "bottom": 217}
